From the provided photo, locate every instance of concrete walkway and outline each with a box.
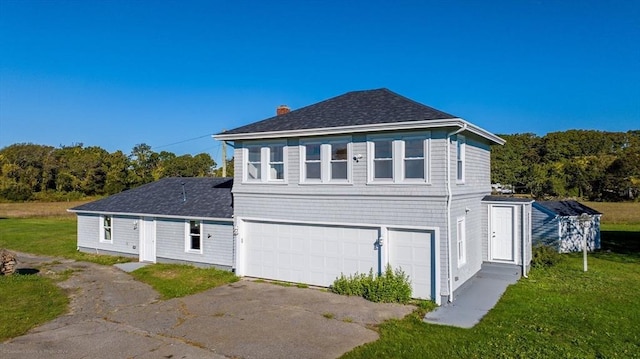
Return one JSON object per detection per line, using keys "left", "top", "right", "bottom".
{"left": 424, "top": 263, "right": 521, "bottom": 328}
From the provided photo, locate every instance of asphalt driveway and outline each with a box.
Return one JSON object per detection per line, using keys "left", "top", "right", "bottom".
{"left": 1, "top": 253, "right": 413, "bottom": 359}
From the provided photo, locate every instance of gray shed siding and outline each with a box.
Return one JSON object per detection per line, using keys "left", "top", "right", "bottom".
{"left": 155, "top": 218, "right": 234, "bottom": 268}
{"left": 77, "top": 214, "right": 139, "bottom": 256}
{"left": 232, "top": 127, "right": 494, "bottom": 298}
{"left": 532, "top": 205, "right": 601, "bottom": 253}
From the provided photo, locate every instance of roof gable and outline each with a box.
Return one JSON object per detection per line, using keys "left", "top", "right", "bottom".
{"left": 70, "top": 177, "right": 233, "bottom": 219}
{"left": 534, "top": 201, "right": 601, "bottom": 217}
{"left": 221, "top": 88, "right": 456, "bottom": 135}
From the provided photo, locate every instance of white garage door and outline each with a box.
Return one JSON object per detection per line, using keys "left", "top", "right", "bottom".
{"left": 388, "top": 228, "right": 434, "bottom": 299}
{"left": 243, "top": 220, "right": 379, "bottom": 287}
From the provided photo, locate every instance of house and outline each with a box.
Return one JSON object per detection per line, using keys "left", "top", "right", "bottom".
{"left": 214, "top": 88, "right": 530, "bottom": 304}
{"left": 532, "top": 200, "right": 602, "bottom": 253}
{"left": 69, "top": 177, "right": 235, "bottom": 269}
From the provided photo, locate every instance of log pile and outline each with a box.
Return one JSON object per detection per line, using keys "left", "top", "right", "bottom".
{"left": 0, "top": 249, "right": 17, "bottom": 275}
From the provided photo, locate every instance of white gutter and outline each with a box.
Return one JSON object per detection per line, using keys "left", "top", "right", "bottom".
{"left": 445, "top": 123, "right": 467, "bottom": 302}
{"left": 215, "top": 118, "right": 505, "bottom": 145}
{"left": 66, "top": 209, "right": 233, "bottom": 222}
{"left": 521, "top": 204, "right": 528, "bottom": 278}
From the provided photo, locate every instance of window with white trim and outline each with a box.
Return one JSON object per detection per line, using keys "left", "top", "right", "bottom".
{"left": 243, "top": 142, "right": 287, "bottom": 183}
{"left": 457, "top": 217, "right": 466, "bottom": 266}
{"left": 300, "top": 139, "right": 351, "bottom": 183}
{"left": 367, "top": 134, "right": 430, "bottom": 183}
{"left": 101, "top": 215, "right": 112, "bottom": 242}
{"left": 456, "top": 135, "right": 465, "bottom": 182}
{"left": 186, "top": 220, "right": 202, "bottom": 253}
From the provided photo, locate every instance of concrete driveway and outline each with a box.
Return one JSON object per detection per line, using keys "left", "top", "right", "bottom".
{"left": 1, "top": 253, "right": 413, "bottom": 359}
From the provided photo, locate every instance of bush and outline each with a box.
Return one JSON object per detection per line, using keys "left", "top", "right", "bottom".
{"left": 532, "top": 244, "right": 563, "bottom": 268}
{"left": 330, "top": 265, "right": 412, "bottom": 304}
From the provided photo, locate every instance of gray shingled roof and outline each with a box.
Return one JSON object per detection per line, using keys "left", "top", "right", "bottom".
{"left": 536, "top": 201, "right": 601, "bottom": 217}
{"left": 70, "top": 177, "right": 233, "bottom": 219}
{"left": 221, "top": 88, "right": 456, "bottom": 135}
{"left": 482, "top": 195, "right": 534, "bottom": 203}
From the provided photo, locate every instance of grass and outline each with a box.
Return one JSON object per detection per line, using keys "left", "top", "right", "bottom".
{"left": 342, "top": 253, "right": 640, "bottom": 358}
{"left": 584, "top": 201, "right": 640, "bottom": 224}
{"left": 130, "top": 263, "right": 239, "bottom": 299}
{"left": 0, "top": 200, "right": 92, "bottom": 219}
{"left": 0, "top": 218, "right": 132, "bottom": 265}
{"left": 0, "top": 273, "right": 69, "bottom": 342}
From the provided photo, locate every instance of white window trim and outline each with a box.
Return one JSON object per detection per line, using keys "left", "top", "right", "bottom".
{"left": 185, "top": 220, "right": 203, "bottom": 254}
{"left": 456, "top": 135, "right": 466, "bottom": 184}
{"left": 242, "top": 141, "right": 288, "bottom": 183}
{"left": 100, "top": 215, "right": 113, "bottom": 243}
{"left": 367, "top": 132, "right": 430, "bottom": 184}
{"left": 299, "top": 137, "right": 352, "bottom": 184}
{"left": 457, "top": 216, "right": 466, "bottom": 267}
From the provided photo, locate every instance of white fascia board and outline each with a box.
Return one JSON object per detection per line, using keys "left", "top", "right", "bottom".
{"left": 215, "top": 118, "right": 505, "bottom": 145}
{"left": 68, "top": 209, "right": 233, "bottom": 222}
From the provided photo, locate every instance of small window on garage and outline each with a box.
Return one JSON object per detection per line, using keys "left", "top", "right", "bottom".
{"left": 101, "top": 215, "right": 113, "bottom": 243}
{"left": 186, "top": 220, "right": 203, "bottom": 253}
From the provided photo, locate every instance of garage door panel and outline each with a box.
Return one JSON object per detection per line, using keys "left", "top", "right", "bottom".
{"left": 244, "top": 221, "right": 379, "bottom": 287}
{"left": 389, "top": 228, "right": 434, "bottom": 300}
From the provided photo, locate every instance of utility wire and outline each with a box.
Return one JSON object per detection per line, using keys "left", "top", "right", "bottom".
{"left": 153, "top": 134, "right": 214, "bottom": 150}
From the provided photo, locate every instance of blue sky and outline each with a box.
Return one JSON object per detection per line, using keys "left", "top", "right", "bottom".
{"left": 1, "top": 0, "right": 638, "bottom": 165}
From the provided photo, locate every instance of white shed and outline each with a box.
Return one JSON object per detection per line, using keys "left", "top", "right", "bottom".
{"left": 531, "top": 201, "right": 602, "bottom": 253}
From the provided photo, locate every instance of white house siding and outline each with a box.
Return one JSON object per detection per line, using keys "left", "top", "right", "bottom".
{"left": 77, "top": 214, "right": 138, "bottom": 256}
{"left": 155, "top": 218, "right": 234, "bottom": 268}
{"left": 232, "top": 128, "right": 494, "bottom": 300}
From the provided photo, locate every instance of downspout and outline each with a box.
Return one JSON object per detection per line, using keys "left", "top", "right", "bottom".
{"left": 521, "top": 204, "right": 528, "bottom": 278}
{"left": 445, "top": 122, "right": 466, "bottom": 302}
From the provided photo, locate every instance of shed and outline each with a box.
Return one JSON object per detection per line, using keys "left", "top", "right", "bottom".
{"left": 532, "top": 200, "right": 602, "bottom": 253}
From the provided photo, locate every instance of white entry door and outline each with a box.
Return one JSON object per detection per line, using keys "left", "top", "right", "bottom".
{"left": 490, "top": 206, "right": 514, "bottom": 262}
{"left": 139, "top": 217, "right": 156, "bottom": 262}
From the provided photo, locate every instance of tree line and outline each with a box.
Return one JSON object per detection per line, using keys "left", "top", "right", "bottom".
{"left": 0, "top": 143, "right": 232, "bottom": 201}
{"left": 491, "top": 130, "right": 640, "bottom": 201}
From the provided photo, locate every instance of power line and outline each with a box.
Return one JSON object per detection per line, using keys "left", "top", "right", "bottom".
{"left": 153, "top": 134, "right": 214, "bottom": 150}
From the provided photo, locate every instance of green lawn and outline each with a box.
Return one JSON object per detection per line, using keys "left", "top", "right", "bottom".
{"left": 342, "top": 228, "right": 640, "bottom": 358}
{"left": 130, "top": 263, "right": 239, "bottom": 299}
{"left": 0, "top": 218, "right": 131, "bottom": 265}
{"left": 0, "top": 273, "right": 68, "bottom": 342}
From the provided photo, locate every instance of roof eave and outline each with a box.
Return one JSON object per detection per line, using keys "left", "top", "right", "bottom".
{"left": 67, "top": 209, "right": 233, "bottom": 222}
{"left": 215, "top": 118, "right": 505, "bottom": 145}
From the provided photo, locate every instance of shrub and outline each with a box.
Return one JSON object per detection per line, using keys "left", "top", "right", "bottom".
{"left": 532, "top": 244, "right": 563, "bottom": 268}
{"left": 330, "top": 265, "right": 412, "bottom": 304}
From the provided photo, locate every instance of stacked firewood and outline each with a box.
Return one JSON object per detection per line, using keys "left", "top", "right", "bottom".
{"left": 0, "top": 249, "right": 17, "bottom": 275}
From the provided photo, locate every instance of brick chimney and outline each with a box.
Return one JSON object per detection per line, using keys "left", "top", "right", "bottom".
{"left": 276, "top": 105, "right": 290, "bottom": 116}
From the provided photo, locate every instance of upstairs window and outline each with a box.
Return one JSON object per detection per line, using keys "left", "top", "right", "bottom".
{"left": 246, "top": 146, "right": 262, "bottom": 181}
{"left": 330, "top": 142, "right": 348, "bottom": 180}
{"left": 403, "top": 139, "right": 425, "bottom": 180}
{"left": 101, "top": 215, "right": 112, "bottom": 242}
{"left": 243, "top": 142, "right": 287, "bottom": 183}
{"left": 304, "top": 143, "right": 322, "bottom": 180}
{"left": 368, "top": 134, "right": 430, "bottom": 183}
{"left": 268, "top": 144, "right": 285, "bottom": 180}
{"left": 187, "top": 220, "right": 202, "bottom": 253}
{"left": 301, "top": 139, "right": 351, "bottom": 183}
{"left": 372, "top": 140, "right": 393, "bottom": 180}
{"left": 456, "top": 135, "right": 465, "bottom": 182}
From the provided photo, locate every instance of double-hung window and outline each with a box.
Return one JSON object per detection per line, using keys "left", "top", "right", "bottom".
{"left": 301, "top": 138, "right": 351, "bottom": 183}
{"left": 186, "top": 220, "right": 202, "bottom": 253}
{"left": 368, "top": 134, "right": 430, "bottom": 183}
{"left": 456, "top": 135, "right": 465, "bottom": 183}
{"left": 243, "top": 142, "right": 287, "bottom": 183}
{"left": 101, "top": 215, "right": 113, "bottom": 242}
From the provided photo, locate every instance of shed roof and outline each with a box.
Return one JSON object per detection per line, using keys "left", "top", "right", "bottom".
{"left": 69, "top": 177, "right": 233, "bottom": 219}
{"left": 535, "top": 200, "right": 601, "bottom": 217}
{"left": 219, "top": 88, "right": 456, "bottom": 136}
